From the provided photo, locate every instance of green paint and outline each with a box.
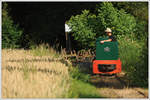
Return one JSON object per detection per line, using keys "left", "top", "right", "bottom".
{"left": 96, "top": 37, "right": 119, "bottom": 60}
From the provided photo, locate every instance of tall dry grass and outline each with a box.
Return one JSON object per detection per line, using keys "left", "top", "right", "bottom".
{"left": 2, "top": 48, "right": 70, "bottom": 98}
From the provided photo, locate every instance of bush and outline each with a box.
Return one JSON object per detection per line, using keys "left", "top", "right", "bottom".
{"left": 68, "top": 2, "right": 136, "bottom": 50}
{"left": 68, "top": 10, "right": 97, "bottom": 49}
{"left": 2, "top": 3, "right": 23, "bottom": 48}
{"left": 118, "top": 34, "right": 142, "bottom": 71}
{"left": 97, "top": 3, "right": 136, "bottom": 36}
{"left": 135, "top": 19, "right": 148, "bottom": 40}
{"left": 118, "top": 35, "right": 148, "bottom": 87}
{"left": 69, "top": 66, "right": 90, "bottom": 83}
{"left": 127, "top": 40, "right": 148, "bottom": 87}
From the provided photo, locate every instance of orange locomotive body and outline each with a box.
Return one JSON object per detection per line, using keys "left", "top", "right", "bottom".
{"left": 93, "top": 59, "right": 121, "bottom": 74}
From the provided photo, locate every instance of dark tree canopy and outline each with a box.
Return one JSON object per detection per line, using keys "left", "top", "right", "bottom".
{"left": 6, "top": 2, "right": 97, "bottom": 48}
{"left": 3, "top": 2, "right": 148, "bottom": 50}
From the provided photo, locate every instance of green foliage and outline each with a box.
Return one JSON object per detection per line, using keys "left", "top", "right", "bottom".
{"left": 135, "top": 19, "right": 148, "bottom": 40}
{"left": 113, "top": 2, "right": 148, "bottom": 40}
{"left": 118, "top": 34, "right": 142, "bottom": 71}
{"left": 68, "top": 2, "right": 136, "bottom": 49}
{"left": 68, "top": 3, "right": 148, "bottom": 87}
{"left": 127, "top": 40, "right": 148, "bottom": 87}
{"left": 68, "top": 66, "right": 102, "bottom": 98}
{"left": 113, "top": 2, "right": 148, "bottom": 87}
{"left": 97, "top": 2, "right": 136, "bottom": 36}
{"left": 118, "top": 35, "right": 148, "bottom": 87}
{"left": 113, "top": 2, "right": 148, "bottom": 21}
{"left": 2, "top": 3, "right": 23, "bottom": 48}
{"left": 69, "top": 66, "right": 90, "bottom": 83}
{"left": 67, "top": 79, "right": 102, "bottom": 98}
{"left": 68, "top": 10, "right": 97, "bottom": 49}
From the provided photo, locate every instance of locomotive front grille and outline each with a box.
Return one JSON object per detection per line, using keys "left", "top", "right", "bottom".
{"left": 98, "top": 64, "right": 116, "bottom": 72}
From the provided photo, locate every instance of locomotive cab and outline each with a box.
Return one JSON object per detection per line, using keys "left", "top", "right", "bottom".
{"left": 93, "top": 37, "right": 121, "bottom": 74}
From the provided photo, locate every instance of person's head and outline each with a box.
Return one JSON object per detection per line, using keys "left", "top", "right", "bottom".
{"left": 105, "top": 28, "right": 112, "bottom": 36}
{"left": 106, "top": 32, "right": 112, "bottom": 36}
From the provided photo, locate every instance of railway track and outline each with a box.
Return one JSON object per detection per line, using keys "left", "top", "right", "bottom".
{"left": 90, "top": 73, "right": 148, "bottom": 98}
{"left": 115, "top": 75, "right": 148, "bottom": 98}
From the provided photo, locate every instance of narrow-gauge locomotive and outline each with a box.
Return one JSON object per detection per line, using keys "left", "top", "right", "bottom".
{"left": 93, "top": 37, "right": 121, "bottom": 74}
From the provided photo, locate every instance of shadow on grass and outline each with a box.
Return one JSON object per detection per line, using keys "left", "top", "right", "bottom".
{"left": 3, "top": 65, "right": 62, "bottom": 75}
{"left": 7, "top": 58, "right": 61, "bottom": 62}
{"left": 79, "top": 94, "right": 104, "bottom": 98}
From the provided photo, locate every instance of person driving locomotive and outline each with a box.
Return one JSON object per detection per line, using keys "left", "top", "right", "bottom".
{"left": 100, "top": 28, "right": 116, "bottom": 44}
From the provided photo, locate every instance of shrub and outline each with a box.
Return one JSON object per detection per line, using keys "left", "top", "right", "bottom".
{"left": 68, "top": 10, "right": 97, "bottom": 49}
{"left": 118, "top": 34, "right": 148, "bottom": 87}
{"left": 127, "top": 40, "right": 148, "bottom": 87}
{"left": 69, "top": 66, "right": 90, "bottom": 83}
{"left": 2, "top": 3, "right": 23, "bottom": 48}
{"left": 97, "top": 3, "right": 136, "bottom": 36}
{"left": 118, "top": 34, "right": 142, "bottom": 71}
{"left": 68, "top": 2, "right": 136, "bottom": 50}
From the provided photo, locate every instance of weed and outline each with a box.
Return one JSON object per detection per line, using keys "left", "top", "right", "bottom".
{"left": 67, "top": 66, "right": 102, "bottom": 98}
{"left": 69, "top": 66, "right": 90, "bottom": 83}
{"left": 30, "top": 63, "right": 37, "bottom": 74}
{"left": 118, "top": 34, "right": 148, "bottom": 87}
{"left": 31, "top": 44, "right": 60, "bottom": 58}
{"left": 22, "top": 59, "right": 30, "bottom": 80}
{"left": 67, "top": 79, "right": 102, "bottom": 98}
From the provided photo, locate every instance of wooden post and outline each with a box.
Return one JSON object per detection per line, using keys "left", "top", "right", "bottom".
{"left": 68, "top": 33, "right": 71, "bottom": 53}
{"left": 65, "top": 32, "right": 69, "bottom": 53}
{"left": 65, "top": 23, "right": 71, "bottom": 54}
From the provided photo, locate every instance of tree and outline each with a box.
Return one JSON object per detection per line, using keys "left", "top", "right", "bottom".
{"left": 68, "top": 10, "right": 97, "bottom": 49}
{"left": 2, "top": 3, "right": 23, "bottom": 48}
{"left": 97, "top": 2, "right": 136, "bottom": 36}
{"left": 68, "top": 2, "right": 136, "bottom": 50}
{"left": 113, "top": 2, "right": 148, "bottom": 40}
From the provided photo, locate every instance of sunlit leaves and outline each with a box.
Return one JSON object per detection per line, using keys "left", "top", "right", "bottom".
{"left": 68, "top": 10, "right": 96, "bottom": 49}
{"left": 68, "top": 2, "right": 136, "bottom": 49}
{"left": 97, "top": 3, "right": 136, "bottom": 36}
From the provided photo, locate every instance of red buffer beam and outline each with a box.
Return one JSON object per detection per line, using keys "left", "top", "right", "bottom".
{"left": 93, "top": 59, "right": 122, "bottom": 74}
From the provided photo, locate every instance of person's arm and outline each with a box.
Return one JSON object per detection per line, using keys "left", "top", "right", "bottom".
{"left": 100, "top": 39, "right": 112, "bottom": 44}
